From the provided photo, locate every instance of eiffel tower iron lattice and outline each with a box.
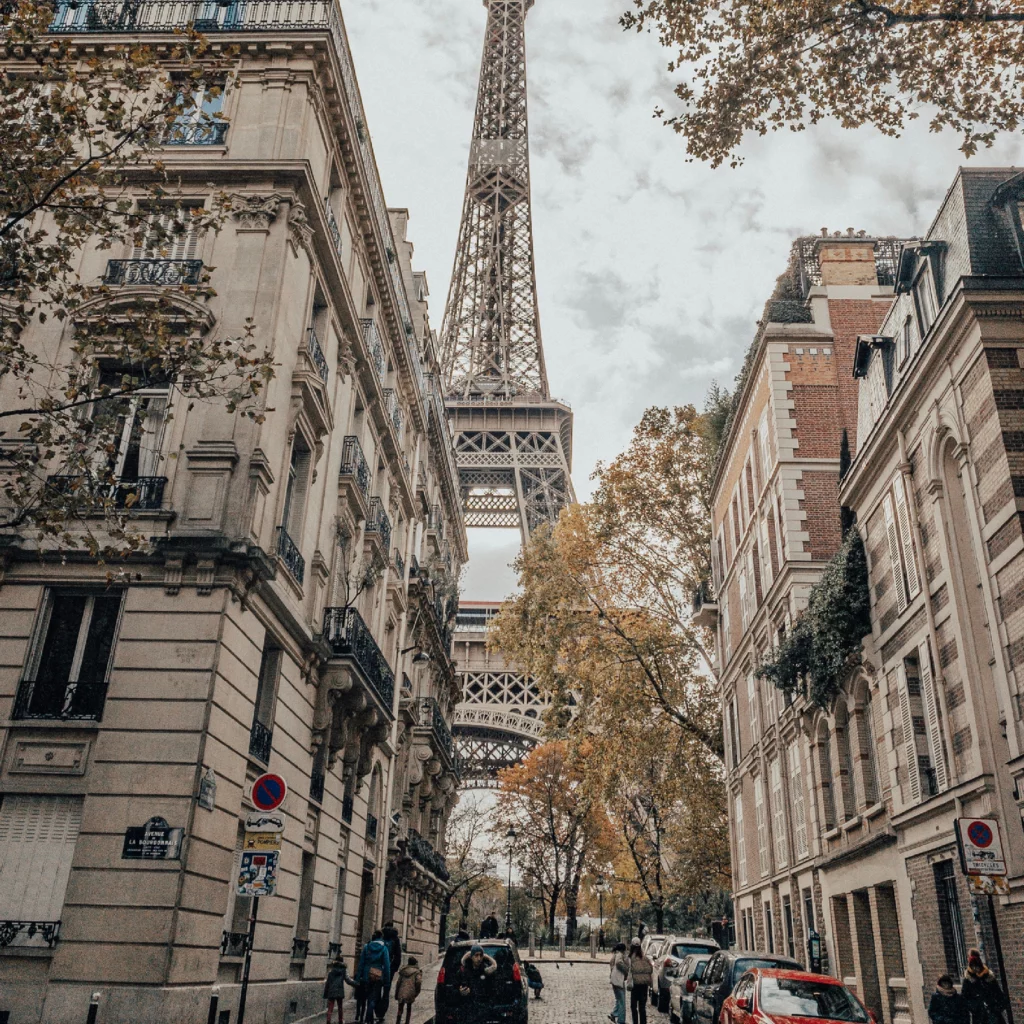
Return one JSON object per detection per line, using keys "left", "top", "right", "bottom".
{"left": 440, "top": 1, "right": 575, "bottom": 785}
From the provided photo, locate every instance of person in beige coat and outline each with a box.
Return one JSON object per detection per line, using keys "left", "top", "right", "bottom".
{"left": 393, "top": 955, "right": 423, "bottom": 1024}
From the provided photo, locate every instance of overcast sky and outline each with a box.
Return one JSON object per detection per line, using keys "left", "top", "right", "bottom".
{"left": 342, "top": 0, "right": 1024, "bottom": 600}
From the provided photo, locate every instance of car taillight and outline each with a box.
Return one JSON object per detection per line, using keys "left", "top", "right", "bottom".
{"left": 437, "top": 967, "right": 446, "bottom": 985}
{"left": 512, "top": 963, "right": 522, "bottom": 982}
{"left": 686, "top": 980, "right": 697, "bottom": 993}
{"left": 665, "top": 957, "right": 675, "bottom": 968}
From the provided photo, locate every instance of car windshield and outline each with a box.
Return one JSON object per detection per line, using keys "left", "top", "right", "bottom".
{"left": 673, "top": 944, "right": 714, "bottom": 959}
{"left": 758, "top": 977, "right": 868, "bottom": 1022}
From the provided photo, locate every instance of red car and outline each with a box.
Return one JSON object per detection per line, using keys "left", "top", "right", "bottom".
{"left": 721, "top": 969, "right": 876, "bottom": 1024}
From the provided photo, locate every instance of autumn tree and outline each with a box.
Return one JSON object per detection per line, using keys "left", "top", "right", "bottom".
{"left": 444, "top": 799, "right": 500, "bottom": 931}
{"left": 621, "top": 0, "right": 1024, "bottom": 167}
{"left": 492, "top": 740, "right": 615, "bottom": 942}
{"left": 0, "top": 0, "right": 271, "bottom": 556}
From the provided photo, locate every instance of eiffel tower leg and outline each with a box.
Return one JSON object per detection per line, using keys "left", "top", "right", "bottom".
{"left": 510, "top": 432, "right": 531, "bottom": 547}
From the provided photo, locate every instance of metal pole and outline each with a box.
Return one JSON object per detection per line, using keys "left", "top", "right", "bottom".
{"left": 505, "top": 848, "right": 514, "bottom": 930}
{"left": 987, "top": 894, "right": 1014, "bottom": 1024}
{"left": 207, "top": 985, "right": 220, "bottom": 1024}
{"left": 86, "top": 992, "right": 101, "bottom": 1024}
{"left": 237, "top": 895, "right": 260, "bottom": 1024}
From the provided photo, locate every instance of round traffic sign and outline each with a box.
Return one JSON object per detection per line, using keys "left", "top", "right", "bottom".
{"left": 251, "top": 773, "right": 288, "bottom": 812}
{"left": 968, "top": 820, "right": 994, "bottom": 848}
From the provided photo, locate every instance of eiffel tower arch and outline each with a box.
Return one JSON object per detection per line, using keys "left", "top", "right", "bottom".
{"left": 439, "top": 0, "right": 573, "bottom": 785}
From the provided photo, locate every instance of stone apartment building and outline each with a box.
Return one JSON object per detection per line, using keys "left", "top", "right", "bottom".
{"left": 700, "top": 234, "right": 904, "bottom": 1011}
{"left": 0, "top": 5, "right": 465, "bottom": 1023}
{"left": 707, "top": 171, "right": 1024, "bottom": 1024}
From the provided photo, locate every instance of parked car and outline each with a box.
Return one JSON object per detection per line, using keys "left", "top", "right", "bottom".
{"left": 642, "top": 933, "right": 668, "bottom": 960}
{"left": 434, "top": 939, "right": 529, "bottom": 1024}
{"left": 720, "top": 968, "right": 873, "bottom": 1024}
{"left": 669, "top": 953, "right": 714, "bottom": 1024}
{"left": 653, "top": 936, "right": 719, "bottom": 1013}
{"left": 692, "top": 951, "right": 802, "bottom": 1024}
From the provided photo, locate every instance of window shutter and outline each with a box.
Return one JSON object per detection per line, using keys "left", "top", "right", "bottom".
{"left": 789, "top": 745, "right": 808, "bottom": 858}
{"left": 771, "top": 759, "right": 787, "bottom": 868}
{"left": 897, "top": 664, "right": 921, "bottom": 803}
{"left": 735, "top": 795, "right": 746, "bottom": 885}
{"left": 755, "top": 776, "right": 769, "bottom": 876}
{"left": 747, "top": 548, "right": 759, "bottom": 610}
{"left": 748, "top": 673, "right": 759, "bottom": 741}
{"left": 883, "top": 494, "right": 908, "bottom": 613}
{"left": 759, "top": 414, "right": 772, "bottom": 484}
{"left": 0, "top": 794, "right": 81, "bottom": 922}
{"left": 919, "top": 639, "right": 948, "bottom": 791}
{"left": 738, "top": 565, "right": 749, "bottom": 630}
{"left": 893, "top": 475, "right": 921, "bottom": 599}
{"left": 760, "top": 517, "right": 773, "bottom": 587}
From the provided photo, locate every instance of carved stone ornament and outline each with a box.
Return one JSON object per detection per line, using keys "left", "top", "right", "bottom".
{"left": 231, "top": 193, "right": 285, "bottom": 231}
{"left": 287, "top": 200, "right": 314, "bottom": 255}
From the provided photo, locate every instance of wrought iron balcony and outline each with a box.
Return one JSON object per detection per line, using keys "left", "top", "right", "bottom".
{"left": 367, "top": 813, "right": 378, "bottom": 842}
{"left": 409, "top": 554, "right": 420, "bottom": 579}
{"left": 306, "top": 326, "right": 329, "bottom": 383}
{"left": 309, "top": 767, "right": 325, "bottom": 804}
{"left": 365, "top": 497, "right": 392, "bottom": 555}
{"left": 324, "top": 196, "right": 343, "bottom": 260}
{"left": 322, "top": 606, "right": 395, "bottom": 714}
{"left": 291, "top": 937, "right": 310, "bottom": 961}
{"left": 360, "top": 319, "right": 387, "bottom": 384}
{"left": 0, "top": 920, "right": 61, "bottom": 949}
{"left": 249, "top": 719, "right": 273, "bottom": 764}
{"left": 428, "top": 697, "right": 454, "bottom": 762}
{"left": 393, "top": 549, "right": 405, "bottom": 579}
{"left": 340, "top": 435, "right": 371, "bottom": 498}
{"left": 14, "top": 677, "right": 108, "bottom": 721}
{"left": 221, "top": 930, "right": 249, "bottom": 957}
{"left": 342, "top": 796, "right": 354, "bottom": 824}
{"left": 427, "top": 504, "right": 445, "bottom": 539}
{"left": 406, "top": 829, "right": 449, "bottom": 882}
{"left": 401, "top": 673, "right": 414, "bottom": 698}
{"left": 383, "top": 388, "right": 402, "bottom": 437}
{"left": 165, "top": 120, "right": 228, "bottom": 146}
{"left": 691, "top": 579, "right": 718, "bottom": 630}
{"left": 46, "top": 474, "right": 167, "bottom": 510}
{"left": 276, "top": 525, "right": 305, "bottom": 584}
{"left": 103, "top": 258, "right": 203, "bottom": 286}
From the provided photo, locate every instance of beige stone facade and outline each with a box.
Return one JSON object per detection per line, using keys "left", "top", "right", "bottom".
{"left": 0, "top": 6, "right": 465, "bottom": 1023}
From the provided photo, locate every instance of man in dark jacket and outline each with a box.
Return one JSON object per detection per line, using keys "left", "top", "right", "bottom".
{"left": 379, "top": 921, "right": 402, "bottom": 1021}
{"left": 480, "top": 914, "right": 499, "bottom": 939}
{"left": 962, "top": 950, "right": 1008, "bottom": 1024}
{"left": 457, "top": 944, "right": 499, "bottom": 1022}
{"left": 928, "top": 975, "right": 971, "bottom": 1024}
{"left": 356, "top": 930, "right": 392, "bottom": 1023}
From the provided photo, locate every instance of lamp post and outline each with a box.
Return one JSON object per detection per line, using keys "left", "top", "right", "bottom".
{"left": 595, "top": 874, "right": 611, "bottom": 949}
{"left": 505, "top": 825, "right": 517, "bottom": 931}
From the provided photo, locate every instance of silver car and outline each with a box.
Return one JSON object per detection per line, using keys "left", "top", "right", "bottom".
{"left": 669, "top": 953, "right": 713, "bottom": 1024}
{"left": 655, "top": 938, "right": 719, "bottom": 1013}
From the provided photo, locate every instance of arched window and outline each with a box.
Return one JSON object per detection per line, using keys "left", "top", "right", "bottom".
{"left": 858, "top": 689, "right": 881, "bottom": 807}
{"left": 816, "top": 724, "right": 836, "bottom": 831}
{"left": 834, "top": 703, "right": 857, "bottom": 819}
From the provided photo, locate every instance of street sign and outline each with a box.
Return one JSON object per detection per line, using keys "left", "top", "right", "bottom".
{"left": 251, "top": 773, "right": 287, "bottom": 812}
{"left": 122, "top": 817, "right": 184, "bottom": 860}
{"left": 246, "top": 810, "right": 286, "bottom": 833}
{"left": 956, "top": 817, "right": 1007, "bottom": 876}
{"left": 967, "top": 874, "right": 1010, "bottom": 896}
{"left": 237, "top": 850, "right": 279, "bottom": 897}
{"left": 243, "top": 831, "right": 283, "bottom": 853}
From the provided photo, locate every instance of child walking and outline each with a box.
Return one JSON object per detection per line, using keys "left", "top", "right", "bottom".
{"left": 393, "top": 955, "right": 423, "bottom": 1024}
{"left": 324, "top": 952, "right": 351, "bottom": 1024}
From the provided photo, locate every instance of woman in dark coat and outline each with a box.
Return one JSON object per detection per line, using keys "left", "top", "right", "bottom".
{"left": 962, "top": 949, "right": 1008, "bottom": 1024}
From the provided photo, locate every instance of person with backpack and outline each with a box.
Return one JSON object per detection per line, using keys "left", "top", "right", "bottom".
{"left": 393, "top": 955, "right": 423, "bottom": 1024}
{"left": 356, "top": 930, "right": 392, "bottom": 1023}
{"left": 627, "top": 937, "right": 654, "bottom": 1024}
{"left": 323, "top": 952, "right": 352, "bottom": 1024}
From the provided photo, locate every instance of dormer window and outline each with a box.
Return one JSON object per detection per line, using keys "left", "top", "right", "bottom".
{"left": 912, "top": 264, "right": 939, "bottom": 335}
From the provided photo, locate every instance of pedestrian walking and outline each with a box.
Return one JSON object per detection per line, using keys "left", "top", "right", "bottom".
{"left": 599, "top": 927, "right": 606, "bottom": 951}
{"left": 379, "top": 920, "right": 402, "bottom": 1021}
{"left": 480, "top": 913, "right": 499, "bottom": 939}
{"left": 324, "top": 952, "right": 351, "bottom": 1024}
{"left": 962, "top": 950, "right": 1008, "bottom": 1024}
{"left": 627, "top": 937, "right": 654, "bottom": 1024}
{"left": 356, "top": 930, "right": 392, "bottom": 1023}
{"left": 929, "top": 975, "right": 971, "bottom": 1024}
{"left": 637, "top": 922, "right": 647, "bottom": 941}
{"left": 608, "top": 941, "right": 628, "bottom": 1024}
{"left": 393, "top": 955, "right": 423, "bottom": 1024}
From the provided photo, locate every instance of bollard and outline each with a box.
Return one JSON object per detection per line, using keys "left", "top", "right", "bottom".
{"left": 86, "top": 992, "right": 101, "bottom": 1024}
{"left": 528, "top": 930, "right": 535, "bottom": 958}
{"left": 590, "top": 931, "right": 597, "bottom": 959}
{"left": 558, "top": 933, "right": 565, "bottom": 959}
{"left": 207, "top": 985, "right": 220, "bottom": 1024}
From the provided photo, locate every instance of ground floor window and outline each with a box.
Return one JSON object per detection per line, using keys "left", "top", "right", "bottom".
{"left": 934, "top": 860, "right": 967, "bottom": 977}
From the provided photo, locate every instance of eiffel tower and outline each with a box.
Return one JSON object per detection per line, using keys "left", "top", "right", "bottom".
{"left": 440, "top": 0, "right": 574, "bottom": 785}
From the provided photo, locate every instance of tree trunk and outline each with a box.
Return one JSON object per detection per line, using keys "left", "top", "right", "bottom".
{"left": 548, "top": 884, "right": 561, "bottom": 938}
{"left": 655, "top": 902, "right": 665, "bottom": 932}
{"left": 565, "top": 896, "right": 578, "bottom": 944}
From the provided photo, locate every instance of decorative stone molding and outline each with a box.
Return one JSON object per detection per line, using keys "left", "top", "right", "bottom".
{"left": 287, "top": 199, "right": 314, "bottom": 257}
{"left": 231, "top": 193, "right": 285, "bottom": 232}
{"left": 164, "top": 556, "right": 184, "bottom": 595}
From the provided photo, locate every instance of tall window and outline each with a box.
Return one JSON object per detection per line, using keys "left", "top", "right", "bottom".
{"left": 17, "top": 589, "right": 123, "bottom": 720}
{"left": 934, "top": 860, "right": 968, "bottom": 977}
{"left": 249, "top": 640, "right": 282, "bottom": 764}
{"left": 0, "top": 795, "right": 82, "bottom": 945}
{"left": 782, "top": 894, "right": 796, "bottom": 958}
{"left": 899, "top": 316, "right": 913, "bottom": 366}
{"left": 99, "top": 366, "right": 170, "bottom": 486}
{"left": 763, "top": 901, "right": 775, "bottom": 953}
{"left": 281, "top": 432, "right": 313, "bottom": 541}
{"left": 168, "top": 82, "right": 226, "bottom": 144}
{"left": 817, "top": 726, "right": 836, "bottom": 830}
{"left": 859, "top": 693, "right": 881, "bottom": 806}
{"left": 735, "top": 794, "right": 747, "bottom": 886}
{"left": 133, "top": 206, "right": 203, "bottom": 262}
{"left": 789, "top": 743, "right": 809, "bottom": 859}
{"left": 913, "top": 265, "right": 939, "bottom": 335}
{"left": 728, "top": 698, "right": 741, "bottom": 769}
{"left": 294, "top": 851, "right": 316, "bottom": 952}
{"left": 834, "top": 703, "right": 857, "bottom": 819}
{"left": 770, "top": 758, "right": 788, "bottom": 869}
{"left": 747, "top": 673, "right": 760, "bottom": 743}
{"left": 754, "top": 775, "right": 769, "bottom": 876}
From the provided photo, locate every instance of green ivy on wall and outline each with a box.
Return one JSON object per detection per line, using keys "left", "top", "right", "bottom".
{"left": 757, "top": 530, "right": 872, "bottom": 709}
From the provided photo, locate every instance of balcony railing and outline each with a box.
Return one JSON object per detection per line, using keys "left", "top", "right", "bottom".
{"left": 104, "top": 258, "right": 202, "bottom": 286}
{"left": 276, "top": 526, "right": 305, "bottom": 584}
{"left": 406, "top": 829, "right": 449, "bottom": 882}
{"left": 47, "top": 474, "right": 167, "bottom": 510}
{"left": 383, "top": 388, "right": 402, "bottom": 438}
{"left": 322, "top": 606, "right": 395, "bottom": 714}
{"left": 306, "top": 326, "right": 329, "bottom": 383}
{"left": 0, "top": 920, "right": 61, "bottom": 949}
{"left": 360, "top": 319, "right": 387, "bottom": 384}
{"left": 340, "top": 435, "right": 371, "bottom": 498}
{"left": 365, "top": 497, "right": 392, "bottom": 555}
{"left": 309, "top": 768, "right": 325, "bottom": 804}
{"left": 221, "top": 930, "right": 249, "bottom": 957}
{"left": 249, "top": 719, "right": 273, "bottom": 764}
{"left": 324, "top": 196, "right": 343, "bottom": 260}
{"left": 291, "top": 937, "right": 310, "bottom": 961}
{"left": 418, "top": 696, "right": 454, "bottom": 763}
{"left": 13, "top": 677, "right": 108, "bottom": 721}
{"left": 165, "top": 120, "right": 228, "bottom": 146}
{"left": 367, "top": 813, "right": 378, "bottom": 842}
{"left": 427, "top": 504, "right": 445, "bottom": 539}
{"left": 342, "top": 796, "right": 354, "bottom": 824}
{"left": 393, "top": 550, "right": 405, "bottom": 579}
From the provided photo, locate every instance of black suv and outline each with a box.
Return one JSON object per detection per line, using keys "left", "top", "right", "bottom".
{"left": 434, "top": 939, "right": 529, "bottom": 1024}
{"left": 692, "top": 950, "right": 802, "bottom": 1024}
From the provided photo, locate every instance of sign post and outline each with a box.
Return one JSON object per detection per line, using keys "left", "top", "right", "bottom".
{"left": 955, "top": 818, "right": 1014, "bottom": 1024}
{"left": 237, "top": 774, "right": 287, "bottom": 1024}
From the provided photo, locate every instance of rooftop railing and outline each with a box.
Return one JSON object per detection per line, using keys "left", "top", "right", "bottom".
{"left": 322, "top": 606, "right": 395, "bottom": 714}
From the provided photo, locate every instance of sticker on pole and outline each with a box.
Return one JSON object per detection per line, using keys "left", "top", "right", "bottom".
{"left": 251, "top": 773, "right": 287, "bottom": 813}
{"left": 956, "top": 817, "right": 1007, "bottom": 876}
{"left": 237, "top": 850, "right": 279, "bottom": 897}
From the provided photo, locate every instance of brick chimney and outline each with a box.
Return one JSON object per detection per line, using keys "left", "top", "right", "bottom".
{"left": 815, "top": 230, "right": 878, "bottom": 287}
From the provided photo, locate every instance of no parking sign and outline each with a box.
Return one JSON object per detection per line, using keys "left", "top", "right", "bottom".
{"left": 955, "top": 817, "right": 1007, "bottom": 876}
{"left": 251, "top": 773, "right": 287, "bottom": 813}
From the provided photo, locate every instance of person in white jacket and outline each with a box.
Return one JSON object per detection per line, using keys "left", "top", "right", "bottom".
{"left": 608, "top": 942, "right": 629, "bottom": 1024}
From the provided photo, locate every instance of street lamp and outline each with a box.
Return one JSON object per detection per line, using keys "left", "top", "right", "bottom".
{"left": 505, "top": 826, "right": 517, "bottom": 931}
{"left": 595, "top": 874, "right": 611, "bottom": 948}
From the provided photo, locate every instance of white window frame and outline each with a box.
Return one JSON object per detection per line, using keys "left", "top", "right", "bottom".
{"left": 755, "top": 775, "right": 769, "bottom": 876}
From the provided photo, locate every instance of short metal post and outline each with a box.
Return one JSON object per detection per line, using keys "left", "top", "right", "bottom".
{"left": 558, "top": 933, "right": 565, "bottom": 958}
{"left": 86, "top": 992, "right": 101, "bottom": 1024}
{"left": 528, "top": 930, "right": 535, "bottom": 957}
{"left": 590, "top": 931, "right": 597, "bottom": 958}
{"left": 207, "top": 984, "right": 220, "bottom": 1024}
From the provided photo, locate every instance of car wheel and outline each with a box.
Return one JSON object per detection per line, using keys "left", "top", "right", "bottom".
{"left": 659, "top": 989, "right": 671, "bottom": 1013}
